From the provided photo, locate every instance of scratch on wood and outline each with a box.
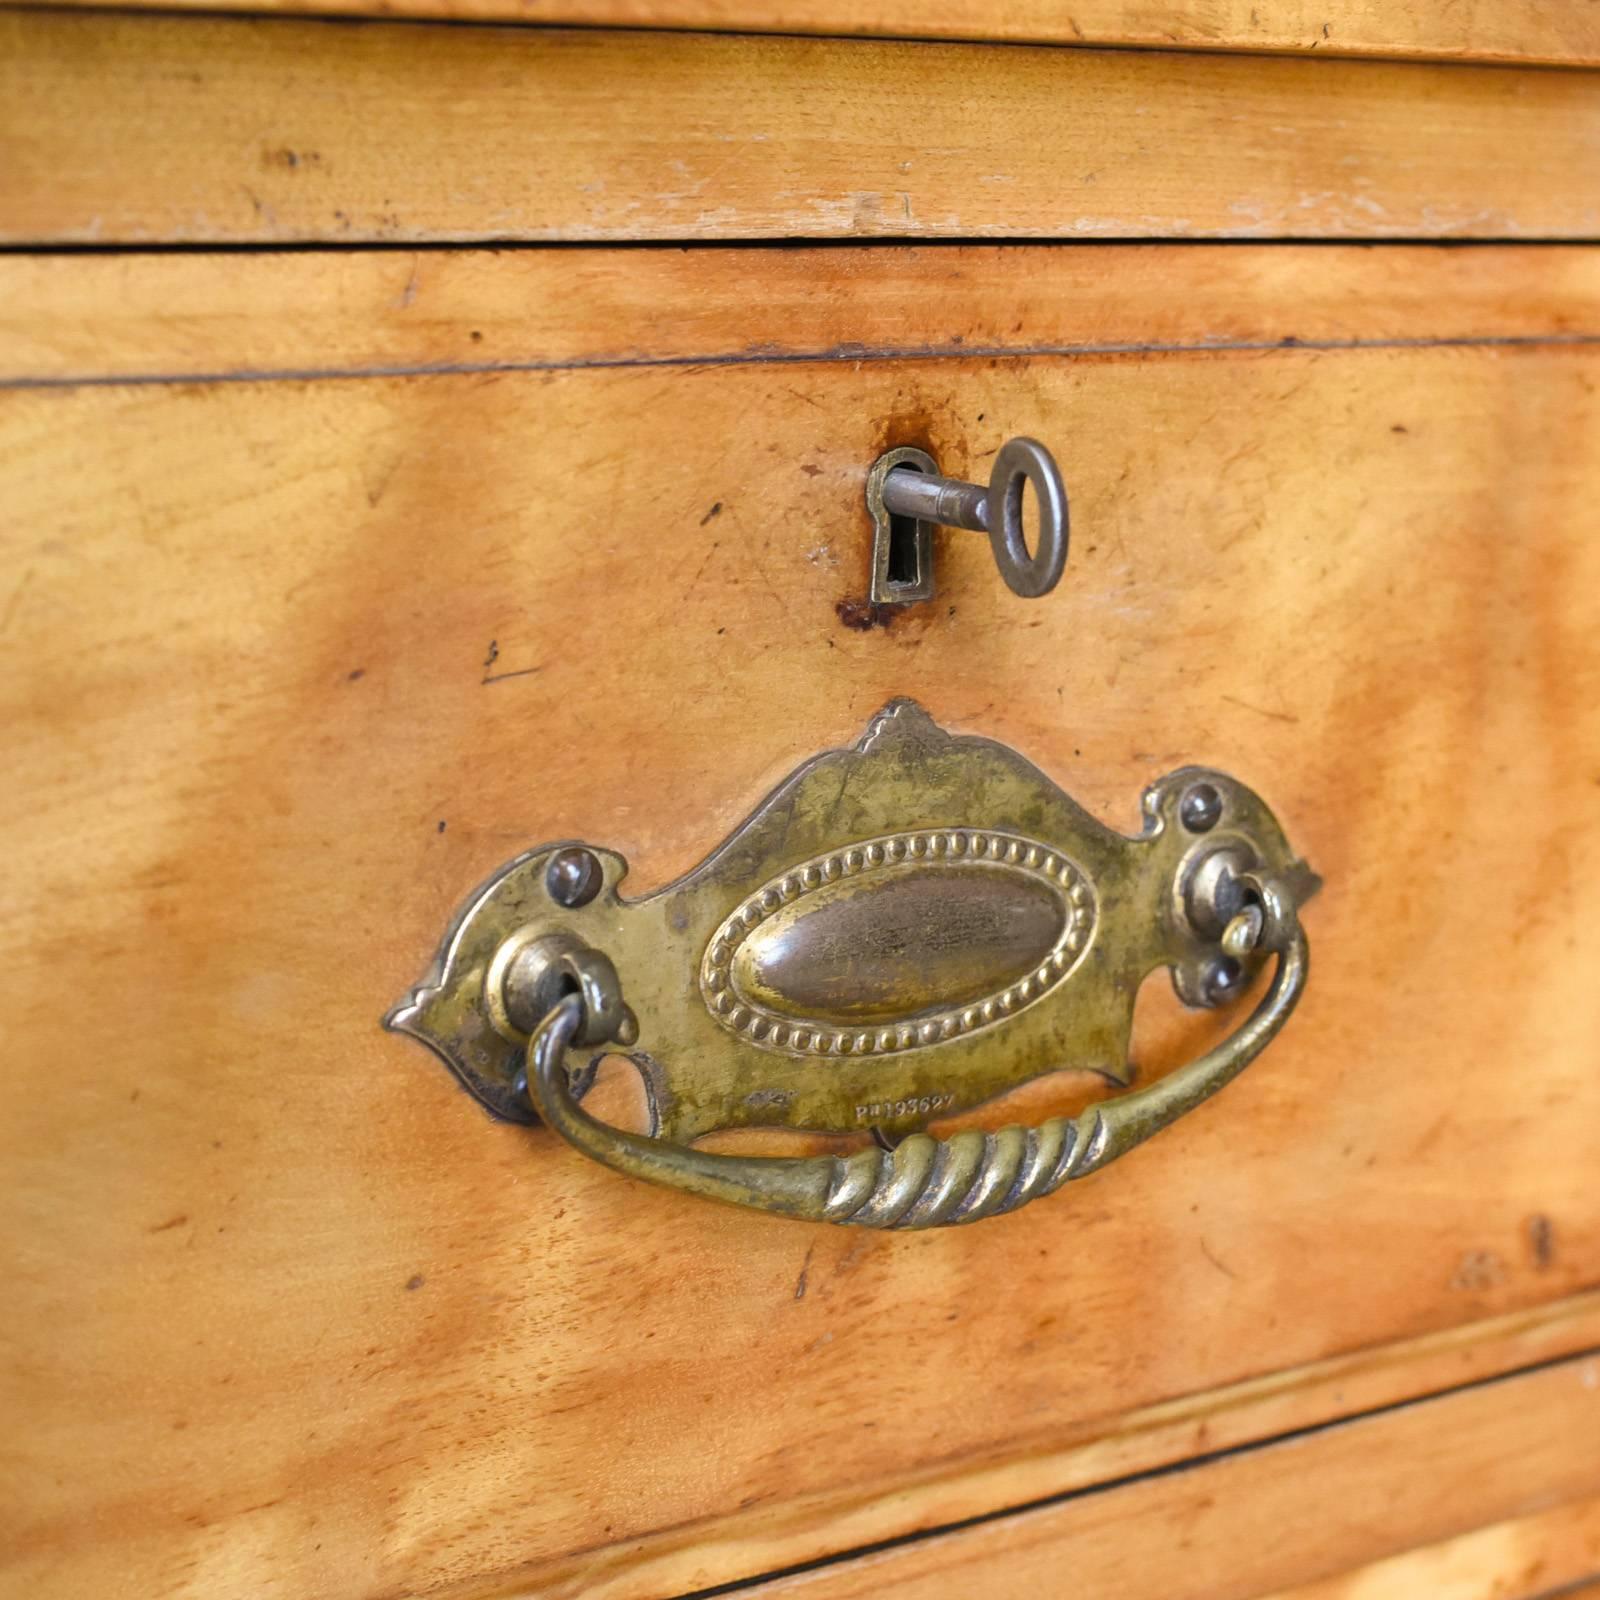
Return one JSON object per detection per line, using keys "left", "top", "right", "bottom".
{"left": 363, "top": 454, "right": 400, "bottom": 507}
{"left": 794, "top": 1243, "right": 815, "bottom": 1301}
{"left": 679, "top": 539, "right": 723, "bottom": 605}
{"left": 1200, "top": 1237, "right": 1238, "bottom": 1280}
{"left": 1221, "top": 693, "right": 1301, "bottom": 725}
{"left": 1527, "top": 1214, "right": 1556, "bottom": 1270}
{"left": 479, "top": 638, "right": 543, "bottom": 682}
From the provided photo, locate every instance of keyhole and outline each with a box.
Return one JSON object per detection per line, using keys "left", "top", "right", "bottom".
{"left": 886, "top": 504, "right": 923, "bottom": 589}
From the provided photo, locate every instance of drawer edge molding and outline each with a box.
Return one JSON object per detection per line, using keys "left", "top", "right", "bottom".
{"left": 4, "top": 245, "right": 1600, "bottom": 390}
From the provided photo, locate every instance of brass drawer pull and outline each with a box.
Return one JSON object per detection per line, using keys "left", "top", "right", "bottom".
{"left": 867, "top": 437, "right": 1068, "bottom": 604}
{"left": 389, "top": 701, "right": 1317, "bottom": 1230}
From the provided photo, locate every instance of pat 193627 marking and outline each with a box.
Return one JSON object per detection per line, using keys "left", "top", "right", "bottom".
{"left": 856, "top": 1094, "right": 956, "bottom": 1122}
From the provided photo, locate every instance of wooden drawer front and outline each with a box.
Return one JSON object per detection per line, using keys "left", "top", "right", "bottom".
{"left": 2, "top": 246, "right": 1598, "bottom": 1598}
{"left": 6, "top": 11, "right": 1600, "bottom": 246}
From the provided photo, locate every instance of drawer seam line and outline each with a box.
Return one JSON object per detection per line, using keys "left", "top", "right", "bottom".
{"left": 7, "top": 332, "right": 1600, "bottom": 394}
{"left": 4, "top": 238, "right": 1600, "bottom": 256}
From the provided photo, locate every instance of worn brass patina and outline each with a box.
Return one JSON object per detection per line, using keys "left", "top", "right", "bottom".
{"left": 388, "top": 700, "right": 1317, "bottom": 1227}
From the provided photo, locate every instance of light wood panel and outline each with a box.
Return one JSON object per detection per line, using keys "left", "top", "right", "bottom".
{"left": 2, "top": 248, "right": 1599, "bottom": 1596}
{"left": 1259, "top": 1500, "right": 1600, "bottom": 1600}
{"left": 5, "top": 244, "right": 1600, "bottom": 386}
{"left": 5, "top": 12, "right": 1600, "bottom": 245}
{"left": 738, "top": 1355, "right": 1600, "bottom": 1599}
{"left": 17, "top": 0, "right": 1600, "bottom": 67}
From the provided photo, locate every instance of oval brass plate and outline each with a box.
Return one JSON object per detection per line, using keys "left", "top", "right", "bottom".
{"left": 702, "top": 832, "right": 1094, "bottom": 1052}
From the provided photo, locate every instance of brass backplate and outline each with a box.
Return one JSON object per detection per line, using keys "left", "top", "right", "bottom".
{"left": 387, "top": 700, "right": 1318, "bottom": 1142}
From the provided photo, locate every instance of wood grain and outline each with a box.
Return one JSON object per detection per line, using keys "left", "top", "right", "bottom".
{"left": 5, "top": 244, "right": 1600, "bottom": 387}
{"left": 736, "top": 1355, "right": 1600, "bottom": 1599}
{"left": 1257, "top": 1499, "right": 1600, "bottom": 1600}
{"left": 500, "top": 1296, "right": 1600, "bottom": 1599}
{"left": 16, "top": 0, "right": 1600, "bottom": 68}
{"left": 5, "top": 11, "right": 1600, "bottom": 245}
{"left": 2, "top": 246, "right": 1599, "bottom": 1596}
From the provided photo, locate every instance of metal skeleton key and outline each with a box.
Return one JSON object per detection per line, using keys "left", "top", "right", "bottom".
{"left": 865, "top": 436, "right": 1069, "bottom": 604}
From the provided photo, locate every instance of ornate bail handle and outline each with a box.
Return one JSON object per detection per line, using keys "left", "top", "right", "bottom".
{"left": 388, "top": 700, "right": 1319, "bottom": 1229}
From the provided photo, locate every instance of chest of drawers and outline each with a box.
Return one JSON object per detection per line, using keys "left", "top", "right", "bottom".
{"left": 3, "top": 9, "right": 1599, "bottom": 1597}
